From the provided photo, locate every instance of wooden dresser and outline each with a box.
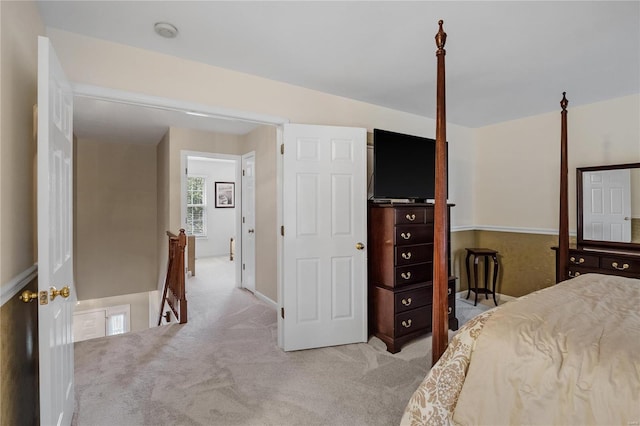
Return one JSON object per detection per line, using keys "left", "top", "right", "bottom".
{"left": 368, "top": 203, "right": 457, "bottom": 353}
{"left": 556, "top": 246, "right": 640, "bottom": 281}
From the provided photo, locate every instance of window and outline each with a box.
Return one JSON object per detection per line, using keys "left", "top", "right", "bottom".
{"left": 187, "top": 176, "right": 207, "bottom": 237}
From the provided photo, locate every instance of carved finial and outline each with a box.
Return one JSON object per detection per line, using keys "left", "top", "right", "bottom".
{"left": 560, "top": 92, "right": 568, "bottom": 111}
{"left": 435, "top": 20, "right": 447, "bottom": 53}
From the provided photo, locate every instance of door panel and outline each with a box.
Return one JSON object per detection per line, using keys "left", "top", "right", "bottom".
{"left": 583, "top": 169, "right": 631, "bottom": 242}
{"left": 241, "top": 153, "right": 256, "bottom": 292}
{"left": 282, "top": 124, "right": 367, "bottom": 351}
{"left": 38, "top": 36, "right": 75, "bottom": 426}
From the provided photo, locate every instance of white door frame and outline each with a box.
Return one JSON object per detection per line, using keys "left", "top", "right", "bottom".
{"left": 181, "top": 151, "right": 243, "bottom": 286}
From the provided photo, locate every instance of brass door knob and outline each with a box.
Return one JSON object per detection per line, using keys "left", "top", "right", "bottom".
{"left": 19, "top": 290, "right": 38, "bottom": 303}
{"left": 355, "top": 242, "right": 365, "bottom": 250}
{"left": 50, "top": 286, "right": 71, "bottom": 301}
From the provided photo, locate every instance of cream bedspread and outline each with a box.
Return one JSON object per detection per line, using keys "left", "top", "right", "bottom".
{"left": 402, "top": 273, "right": 640, "bottom": 425}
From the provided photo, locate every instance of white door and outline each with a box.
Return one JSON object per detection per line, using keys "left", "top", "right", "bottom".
{"left": 583, "top": 169, "right": 631, "bottom": 242}
{"left": 282, "top": 124, "right": 367, "bottom": 351}
{"left": 37, "top": 36, "right": 75, "bottom": 426}
{"left": 242, "top": 152, "right": 256, "bottom": 292}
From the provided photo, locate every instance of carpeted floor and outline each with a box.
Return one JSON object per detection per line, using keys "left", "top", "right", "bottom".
{"left": 72, "top": 257, "right": 492, "bottom": 426}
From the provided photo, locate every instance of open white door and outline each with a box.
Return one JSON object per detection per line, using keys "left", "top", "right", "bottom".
{"left": 282, "top": 124, "right": 367, "bottom": 351}
{"left": 242, "top": 152, "right": 256, "bottom": 292}
{"left": 37, "top": 36, "right": 75, "bottom": 426}
{"left": 583, "top": 169, "right": 632, "bottom": 242}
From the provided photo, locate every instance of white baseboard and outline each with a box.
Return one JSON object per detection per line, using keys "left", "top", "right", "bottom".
{"left": 254, "top": 290, "right": 277, "bottom": 310}
{"left": 1, "top": 264, "right": 38, "bottom": 306}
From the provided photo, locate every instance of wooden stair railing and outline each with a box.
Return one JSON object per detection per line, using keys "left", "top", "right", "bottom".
{"left": 158, "top": 229, "right": 188, "bottom": 325}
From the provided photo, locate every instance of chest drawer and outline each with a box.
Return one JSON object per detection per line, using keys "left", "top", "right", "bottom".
{"left": 395, "top": 225, "right": 433, "bottom": 245}
{"left": 395, "top": 244, "right": 433, "bottom": 266}
{"left": 394, "top": 263, "right": 432, "bottom": 287}
{"left": 394, "top": 207, "right": 433, "bottom": 224}
{"left": 395, "top": 306, "right": 431, "bottom": 337}
{"left": 394, "top": 285, "right": 432, "bottom": 313}
{"left": 568, "top": 253, "right": 599, "bottom": 268}
{"left": 601, "top": 256, "right": 640, "bottom": 274}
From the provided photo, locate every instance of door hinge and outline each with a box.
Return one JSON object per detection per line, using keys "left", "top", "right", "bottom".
{"left": 242, "top": 169, "right": 245, "bottom": 176}
{"left": 280, "top": 226, "right": 284, "bottom": 236}
{"left": 281, "top": 307, "right": 285, "bottom": 319}
{"left": 242, "top": 263, "right": 245, "bottom": 270}
{"left": 243, "top": 216, "right": 245, "bottom": 223}
{"left": 280, "top": 144, "right": 284, "bottom": 155}
{"left": 185, "top": 167, "right": 188, "bottom": 175}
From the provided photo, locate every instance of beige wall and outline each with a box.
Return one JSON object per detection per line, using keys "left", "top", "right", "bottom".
{"left": 45, "top": 28, "right": 476, "bottom": 231}
{"left": 0, "top": 1, "right": 43, "bottom": 284}
{"left": 0, "top": 1, "right": 44, "bottom": 423}
{"left": 75, "top": 139, "right": 158, "bottom": 300}
{"left": 472, "top": 95, "right": 639, "bottom": 296}
{"left": 241, "top": 125, "right": 278, "bottom": 301}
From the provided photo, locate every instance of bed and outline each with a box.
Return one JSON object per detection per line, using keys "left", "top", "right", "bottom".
{"left": 401, "top": 21, "right": 640, "bottom": 425}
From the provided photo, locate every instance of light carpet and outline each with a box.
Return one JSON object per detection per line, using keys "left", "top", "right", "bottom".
{"left": 72, "top": 257, "right": 491, "bottom": 426}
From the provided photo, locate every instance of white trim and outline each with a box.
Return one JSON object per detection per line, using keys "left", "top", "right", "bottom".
{"left": 72, "top": 83, "right": 289, "bottom": 127}
{"left": 254, "top": 291, "right": 277, "bottom": 310}
{"left": 451, "top": 225, "right": 476, "bottom": 232}
{"left": 469, "top": 225, "right": 577, "bottom": 236}
{"left": 1, "top": 264, "right": 38, "bottom": 306}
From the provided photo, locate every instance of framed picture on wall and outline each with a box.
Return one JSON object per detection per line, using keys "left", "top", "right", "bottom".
{"left": 215, "top": 182, "right": 235, "bottom": 208}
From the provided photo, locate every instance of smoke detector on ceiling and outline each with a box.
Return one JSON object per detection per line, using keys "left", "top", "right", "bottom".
{"left": 154, "top": 22, "right": 178, "bottom": 39}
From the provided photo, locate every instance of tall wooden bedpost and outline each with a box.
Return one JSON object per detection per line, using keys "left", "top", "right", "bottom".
{"left": 432, "top": 20, "right": 449, "bottom": 364}
{"left": 558, "top": 92, "right": 569, "bottom": 283}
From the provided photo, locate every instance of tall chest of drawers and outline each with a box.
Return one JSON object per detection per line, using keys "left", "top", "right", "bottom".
{"left": 368, "top": 203, "right": 457, "bottom": 353}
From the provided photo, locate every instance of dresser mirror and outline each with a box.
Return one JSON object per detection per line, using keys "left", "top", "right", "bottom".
{"left": 577, "top": 162, "right": 640, "bottom": 250}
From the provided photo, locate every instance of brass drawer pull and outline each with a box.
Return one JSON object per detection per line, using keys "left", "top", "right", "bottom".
{"left": 401, "top": 272, "right": 412, "bottom": 280}
{"left": 448, "top": 307, "right": 452, "bottom": 315}
{"left": 568, "top": 271, "right": 581, "bottom": 278}
{"left": 612, "top": 262, "right": 630, "bottom": 271}
{"left": 569, "top": 256, "right": 585, "bottom": 264}
{"left": 401, "top": 297, "right": 412, "bottom": 306}
{"left": 401, "top": 319, "right": 412, "bottom": 328}
{"left": 401, "top": 252, "right": 412, "bottom": 260}
{"left": 405, "top": 213, "right": 416, "bottom": 221}
{"left": 400, "top": 232, "right": 411, "bottom": 240}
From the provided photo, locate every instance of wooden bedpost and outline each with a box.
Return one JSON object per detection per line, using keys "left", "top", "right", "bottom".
{"left": 558, "top": 93, "right": 569, "bottom": 283}
{"left": 432, "top": 20, "right": 449, "bottom": 364}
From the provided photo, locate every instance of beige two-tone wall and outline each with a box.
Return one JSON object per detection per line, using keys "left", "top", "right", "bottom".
{"left": 472, "top": 94, "right": 640, "bottom": 296}
{"left": 0, "top": 1, "right": 44, "bottom": 424}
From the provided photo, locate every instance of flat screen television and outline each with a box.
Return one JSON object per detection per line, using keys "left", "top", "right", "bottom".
{"left": 372, "top": 128, "right": 446, "bottom": 202}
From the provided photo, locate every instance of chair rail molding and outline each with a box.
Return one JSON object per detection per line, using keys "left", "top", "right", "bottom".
{"left": 1, "top": 264, "right": 38, "bottom": 306}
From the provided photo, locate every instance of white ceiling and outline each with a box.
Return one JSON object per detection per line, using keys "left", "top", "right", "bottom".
{"left": 37, "top": 1, "right": 640, "bottom": 144}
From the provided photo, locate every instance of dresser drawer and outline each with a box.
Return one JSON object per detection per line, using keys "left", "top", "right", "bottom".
{"left": 395, "top": 306, "right": 431, "bottom": 337}
{"left": 568, "top": 253, "right": 599, "bottom": 268}
{"left": 394, "top": 263, "right": 432, "bottom": 286}
{"left": 395, "top": 225, "right": 433, "bottom": 246}
{"left": 394, "top": 208, "right": 427, "bottom": 224}
{"left": 395, "top": 244, "right": 433, "bottom": 266}
{"left": 394, "top": 285, "right": 432, "bottom": 313}
{"left": 601, "top": 256, "right": 640, "bottom": 274}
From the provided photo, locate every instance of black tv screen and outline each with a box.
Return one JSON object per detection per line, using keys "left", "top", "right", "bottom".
{"left": 373, "top": 129, "right": 444, "bottom": 201}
